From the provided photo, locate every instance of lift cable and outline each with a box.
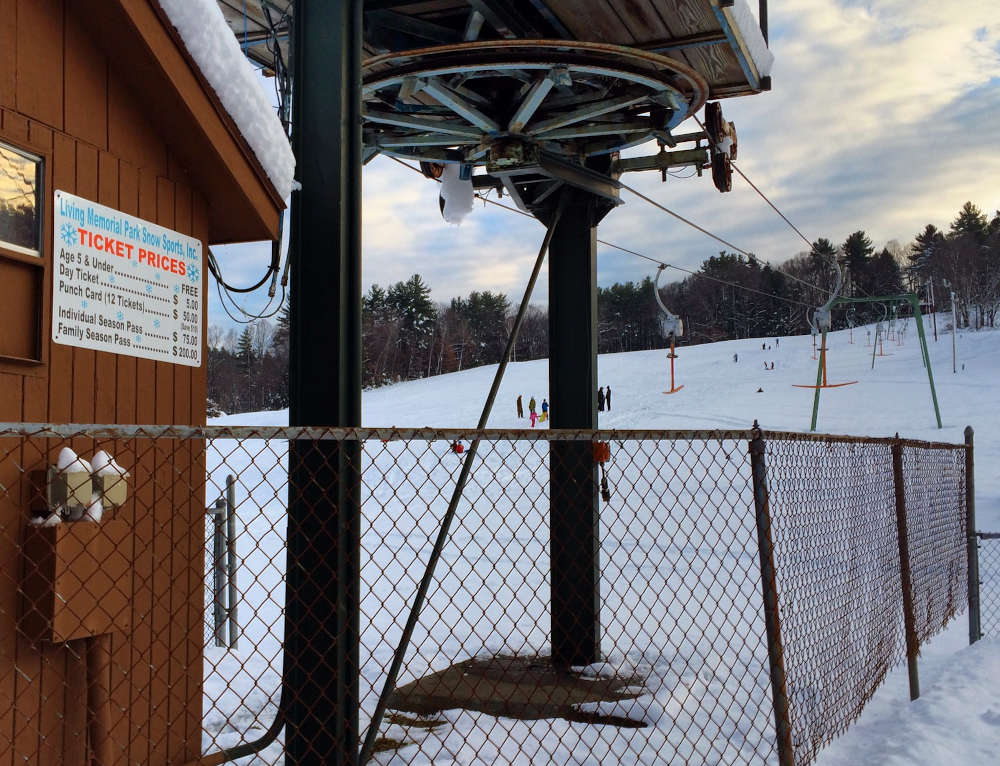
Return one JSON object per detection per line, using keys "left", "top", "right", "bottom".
{"left": 693, "top": 114, "right": 814, "bottom": 252}
{"left": 597, "top": 240, "right": 816, "bottom": 309}
{"left": 387, "top": 155, "right": 817, "bottom": 312}
{"left": 617, "top": 180, "right": 833, "bottom": 298}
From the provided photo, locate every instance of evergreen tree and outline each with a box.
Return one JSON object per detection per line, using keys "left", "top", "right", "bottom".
{"left": 908, "top": 224, "right": 944, "bottom": 283}
{"left": 840, "top": 231, "right": 875, "bottom": 297}
{"left": 950, "top": 201, "right": 989, "bottom": 243}
{"left": 236, "top": 327, "right": 254, "bottom": 410}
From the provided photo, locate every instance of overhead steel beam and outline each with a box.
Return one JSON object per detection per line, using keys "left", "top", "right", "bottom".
{"left": 614, "top": 147, "right": 709, "bottom": 174}
{"left": 463, "top": 9, "right": 485, "bottom": 40}
{"left": 363, "top": 107, "right": 482, "bottom": 137}
{"left": 365, "top": 9, "right": 462, "bottom": 44}
{"left": 419, "top": 78, "right": 501, "bottom": 133}
{"left": 508, "top": 70, "right": 562, "bottom": 133}
{"left": 529, "top": 90, "right": 650, "bottom": 135}
{"left": 467, "top": 0, "right": 538, "bottom": 38}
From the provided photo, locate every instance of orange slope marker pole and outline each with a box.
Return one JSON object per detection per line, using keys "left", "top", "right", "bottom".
{"left": 663, "top": 336, "right": 684, "bottom": 394}
{"left": 794, "top": 335, "right": 858, "bottom": 390}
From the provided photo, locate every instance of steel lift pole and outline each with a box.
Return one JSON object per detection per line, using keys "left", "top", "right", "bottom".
{"left": 286, "top": 1, "right": 363, "bottom": 763}
{"left": 543, "top": 184, "right": 609, "bottom": 667}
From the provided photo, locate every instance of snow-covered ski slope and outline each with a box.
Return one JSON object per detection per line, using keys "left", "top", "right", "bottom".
{"left": 206, "top": 321, "right": 1000, "bottom": 765}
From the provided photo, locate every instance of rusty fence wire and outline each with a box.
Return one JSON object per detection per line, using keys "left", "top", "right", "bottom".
{"left": 0, "top": 423, "right": 971, "bottom": 766}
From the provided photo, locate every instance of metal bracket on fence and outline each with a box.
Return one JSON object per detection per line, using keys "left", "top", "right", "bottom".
{"left": 207, "top": 475, "right": 239, "bottom": 649}
{"left": 891, "top": 437, "right": 920, "bottom": 700}
{"left": 748, "top": 423, "right": 795, "bottom": 766}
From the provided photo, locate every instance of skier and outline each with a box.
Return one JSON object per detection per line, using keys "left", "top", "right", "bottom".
{"left": 541, "top": 398, "right": 549, "bottom": 422}
{"left": 775, "top": 338, "right": 780, "bottom": 348}
{"left": 528, "top": 396, "right": 537, "bottom": 418}
{"left": 770, "top": 362, "right": 775, "bottom": 370}
{"left": 530, "top": 409, "right": 538, "bottom": 427}
{"left": 733, "top": 353, "right": 738, "bottom": 363}
{"left": 762, "top": 342, "right": 766, "bottom": 351}
{"left": 516, "top": 394, "right": 524, "bottom": 418}
{"left": 597, "top": 387, "right": 605, "bottom": 411}
{"left": 605, "top": 386, "right": 611, "bottom": 411}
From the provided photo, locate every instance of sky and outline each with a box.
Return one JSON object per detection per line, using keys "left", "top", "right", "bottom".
{"left": 208, "top": 0, "right": 1000, "bottom": 330}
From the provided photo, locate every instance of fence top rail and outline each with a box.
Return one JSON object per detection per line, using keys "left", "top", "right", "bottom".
{"left": 759, "top": 429, "right": 967, "bottom": 451}
{"left": 978, "top": 532, "right": 1000, "bottom": 540}
{"left": 0, "top": 422, "right": 967, "bottom": 450}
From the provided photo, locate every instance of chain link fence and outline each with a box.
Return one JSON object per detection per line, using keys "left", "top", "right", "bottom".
{"left": 0, "top": 423, "right": 971, "bottom": 766}
{"left": 976, "top": 533, "right": 1000, "bottom": 639}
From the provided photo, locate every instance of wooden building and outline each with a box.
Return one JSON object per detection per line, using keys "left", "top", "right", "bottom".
{"left": 0, "top": 1, "right": 284, "bottom": 763}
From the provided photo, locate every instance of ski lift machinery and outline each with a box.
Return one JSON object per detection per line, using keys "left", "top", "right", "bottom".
{"left": 802, "top": 286, "right": 943, "bottom": 431}
{"left": 219, "top": 2, "right": 780, "bottom": 762}
{"left": 794, "top": 257, "right": 858, "bottom": 393}
{"left": 654, "top": 264, "right": 684, "bottom": 394}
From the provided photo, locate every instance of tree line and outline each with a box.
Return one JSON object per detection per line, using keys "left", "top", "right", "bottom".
{"left": 205, "top": 201, "right": 998, "bottom": 414}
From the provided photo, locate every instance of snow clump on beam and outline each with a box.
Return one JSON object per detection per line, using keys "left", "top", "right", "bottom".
{"left": 157, "top": 0, "right": 296, "bottom": 200}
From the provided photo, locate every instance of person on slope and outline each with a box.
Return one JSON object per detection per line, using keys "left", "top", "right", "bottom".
{"left": 597, "top": 387, "right": 605, "bottom": 412}
{"left": 530, "top": 408, "right": 538, "bottom": 427}
{"left": 528, "top": 396, "right": 537, "bottom": 419}
{"left": 541, "top": 398, "right": 549, "bottom": 422}
{"left": 605, "top": 386, "right": 612, "bottom": 411}
{"left": 516, "top": 394, "right": 524, "bottom": 418}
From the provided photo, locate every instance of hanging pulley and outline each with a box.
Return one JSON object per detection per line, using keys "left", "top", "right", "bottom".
{"left": 705, "top": 102, "right": 737, "bottom": 193}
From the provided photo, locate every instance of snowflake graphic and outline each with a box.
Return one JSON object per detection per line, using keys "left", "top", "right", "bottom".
{"left": 174, "top": 285, "right": 180, "bottom": 294}
{"left": 108, "top": 275, "right": 115, "bottom": 283}
{"left": 153, "top": 319, "right": 161, "bottom": 328}
{"left": 145, "top": 284, "right": 152, "bottom": 293}
{"left": 60, "top": 223, "right": 77, "bottom": 246}
{"left": 187, "top": 264, "right": 200, "bottom": 283}
{"left": 81, "top": 300, "right": 88, "bottom": 309}
{"left": 155, "top": 273, "right": 161, "bottom": 281}
{"left": 135, "top": 334, "right": 141, "bottom": 344}
{"left": 116, "top": 312, "right": 124, "bottom": 321}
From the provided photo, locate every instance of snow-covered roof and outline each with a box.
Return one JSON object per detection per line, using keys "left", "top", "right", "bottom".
{"left": 157, "top": 0, "right": 295, "bottom": 200}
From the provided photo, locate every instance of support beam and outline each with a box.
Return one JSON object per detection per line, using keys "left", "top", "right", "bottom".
{"left": 420, "top": 78, "right": 501, "bottom": 133}
{"left": 547, "top": 186, "right": 601, "bottom": 667}
{"left": 363, "top": 108, "right": 482, "bottom": 138}
{"left": 286, "top": 2, "right": 363, "bottom": 764}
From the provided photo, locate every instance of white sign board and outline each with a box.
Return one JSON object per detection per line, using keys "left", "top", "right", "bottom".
{"left": 52, "top": 190, "right": 202, "bottom": 366}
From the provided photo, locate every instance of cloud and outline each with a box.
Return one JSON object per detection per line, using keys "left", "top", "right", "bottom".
{"left": 209, "top": 0, "right": 1000, "bottom": 330}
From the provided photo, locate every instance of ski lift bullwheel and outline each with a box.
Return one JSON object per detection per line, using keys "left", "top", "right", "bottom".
{"left": 363, "top": 40, "right": 708, "bottom": 168}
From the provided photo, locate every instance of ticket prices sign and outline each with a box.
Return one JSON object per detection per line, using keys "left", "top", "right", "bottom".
{"left": 52, "top": 190, "right": 202, "bottom": 366}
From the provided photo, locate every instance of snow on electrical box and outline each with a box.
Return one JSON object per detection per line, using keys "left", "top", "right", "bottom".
{"left": 52, "top": 190, "right": 203, "bottom": 367}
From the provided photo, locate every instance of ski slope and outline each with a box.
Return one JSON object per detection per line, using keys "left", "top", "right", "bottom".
{"left": 206, "top": 321, "right": 1000, "bottom": 764}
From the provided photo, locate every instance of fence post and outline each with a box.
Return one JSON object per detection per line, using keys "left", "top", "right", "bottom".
{"left": 748, "top": 423, "right": 795, "bottom": 766}
{"left": 965, "top": 426, "right": 980, "bottom": 644}
{"left": 209, "top": 495, "right": 227, "bottom": 648}
{"left": 891, "top": 437, "right": 920, "bottom": 700}
{"left": 226, "top": 474, "right": 239, "bottom": 650}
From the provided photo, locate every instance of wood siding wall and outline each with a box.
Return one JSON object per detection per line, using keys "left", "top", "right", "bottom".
{"left": 1, "top": 1, "right": 208, "bottom": 764}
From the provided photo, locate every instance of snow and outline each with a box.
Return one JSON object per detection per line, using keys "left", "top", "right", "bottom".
{"left": 204, "top": 320, "right": 1000, "bottom": 764}
{"left": 439, "top": 164, "right": 475, "bottom": 224}
{"left": 730, "top": 0, "right": 775, "bottom": 79}
{"left": 157, "top": 0, "right": 295, "bottom": 199}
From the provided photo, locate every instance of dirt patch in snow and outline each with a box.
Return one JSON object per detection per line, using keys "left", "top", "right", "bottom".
{"left": 389, "top": 655, "right": 647, "bottom": 728}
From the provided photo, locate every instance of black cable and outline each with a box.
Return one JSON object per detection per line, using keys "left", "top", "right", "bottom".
{"left": 386, "top": 155, "right": 813, "bottom": 311}
{"left": 207, "top": 247, "right": 277, "bottom": 293}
